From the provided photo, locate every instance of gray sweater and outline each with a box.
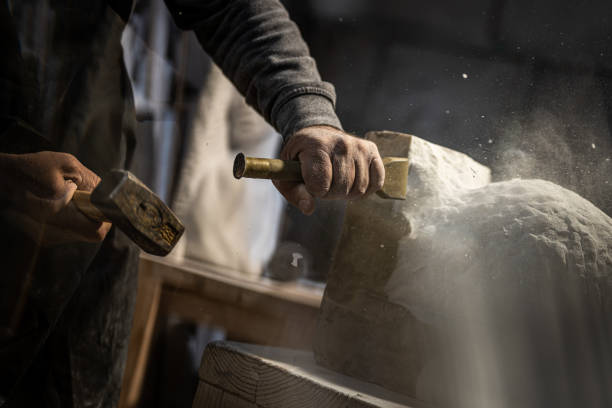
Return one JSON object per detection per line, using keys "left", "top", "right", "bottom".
{"left": 164, "top": 0, "right": 343, "bottom": 138}
{"left": 1, "top": 0, "right": 341, "bottom": 157}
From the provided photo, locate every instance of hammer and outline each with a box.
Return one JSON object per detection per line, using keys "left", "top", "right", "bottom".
{"left": 233, "top": 153, "right": 409, "bottom": 200}
{"left": 71, "top": 170, "right": 184, "bottom": 256}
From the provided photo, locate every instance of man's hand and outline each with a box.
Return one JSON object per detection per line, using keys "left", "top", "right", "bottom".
{"left": 273, "top": 126, "right": 385, "bottom": 215}
{"left": 0, "top": 151, "right": 111, "bottom": 244}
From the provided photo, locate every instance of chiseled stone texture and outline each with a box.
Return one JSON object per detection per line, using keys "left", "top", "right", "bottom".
{"left": 314, "top": 131, "right": 612, "bottom": 407}
{"left": 314, "top": 131, "right": 490, "bottom": 399}
{"left": 394, "top": 179, "right": 612, "bottom": 407}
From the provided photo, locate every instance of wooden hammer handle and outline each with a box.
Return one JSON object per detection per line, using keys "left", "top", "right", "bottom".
{"left": 233, "top": 153, "right": 302, "bottom": 181}
{"left": 72, "top": 190, "right": 109, "bottom": 223}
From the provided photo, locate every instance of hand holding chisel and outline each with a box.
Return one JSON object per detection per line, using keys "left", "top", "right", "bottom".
{"left": 233, "top": 153, "right": 408, "bottom": 200}
{"left": 236, "top": 127, "right": 409, "bottom": 214}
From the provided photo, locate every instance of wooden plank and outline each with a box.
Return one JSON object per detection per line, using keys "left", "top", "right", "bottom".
{"left": 200, "top": 343, "right": 260, "bottom": 402}
{"left": 192, "top": 381, "right": 257, "bottom": 408}
{"left": 159, "top": 288, "right": 317, "bottom": 349}
{"left": 257, "top": 365, "right": 363, "bottom": 408}
{"left": 221, "top": 391, "right": 258, "bottom": 408}
{"left": 192, "top": 382, "right": 224, "bottom": 407}
{"left": 141, "top": 254, "right": 324, "bottom": 308}
{"left": 119, "top": 262, "right": 163, "bottom": 408}
{"left": 199, "top": 342, "right": 429, "bottom": 408}
{"left": 121, "top": 255, "right": 323, "bottom": 406}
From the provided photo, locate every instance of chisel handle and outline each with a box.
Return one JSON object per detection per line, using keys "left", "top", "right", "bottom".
{"left": 233, "top": 153, "right": 303, "bottom": 181}
{"left": 72, "top": 190, "right": 109, "bottom": 223}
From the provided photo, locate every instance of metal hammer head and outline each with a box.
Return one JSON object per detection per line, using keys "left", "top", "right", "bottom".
{"left": 91, "top": 170, "right": 184, "bottom": 256}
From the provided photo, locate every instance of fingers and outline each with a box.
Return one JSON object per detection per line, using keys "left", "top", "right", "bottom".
{"left": 48, "top": 203, "right": 111, "bottom": 243}
{"left": 298, "top": 150, "right": 332, "bottom": 198}
{"left": 21, "top": 180, "right": 77, "bottom": 221}
{"left": 56, "top": 179, "right": 78, "bottom": 210}
{"left": 28, "top": 214, "right": 109, "bottom": 245}
{"left": 328, "top": 145, "right": 355, "bottom": 198}
{"left": 273, "top": 180, "right": 316, "bottom": 215}
{"left": 58, "top": 153, "right": 100, "bottom": 191}
{"left": 10, "top": 197, "right": 111, "bottom": 245}
{"left": 277, "top": 126, "right": 387, "bottom": 213}
{"left": 349, "top": 157, "right": 368, "bottom": 198}
{"left": 7, "top": 151, "right": 109, "bottom": 244}
{"left": 366, "top": 153, "right": 385, "bottom": 196}
{"left": 75, "top": 166, "right": 101, "bottom": 192}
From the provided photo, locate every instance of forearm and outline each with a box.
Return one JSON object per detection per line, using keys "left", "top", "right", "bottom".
{"left": 163, "top": 0, "right": 342, "bottom": 138}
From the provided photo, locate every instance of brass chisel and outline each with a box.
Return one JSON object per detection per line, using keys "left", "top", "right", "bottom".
{"left": 233, "top": 153, "right": 409, "bottom": 200}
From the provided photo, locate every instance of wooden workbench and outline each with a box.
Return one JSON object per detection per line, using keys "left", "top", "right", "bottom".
{"left": 119, "top": 254, "right": 324, "bottom": 408}
{"left": 193, "top": 341, "right": 430, "bottom": 408}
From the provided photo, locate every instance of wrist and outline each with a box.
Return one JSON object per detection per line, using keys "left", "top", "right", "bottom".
{"left": 296, "top": 125, "right": 343, "bottom": 134}
{"left": 274, "top": 93, "right": 343, "bottom": 140}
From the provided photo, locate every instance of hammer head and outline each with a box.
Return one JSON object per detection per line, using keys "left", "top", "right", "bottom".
{"left": 91, "top": 170, "right": 184, "bottom": 256}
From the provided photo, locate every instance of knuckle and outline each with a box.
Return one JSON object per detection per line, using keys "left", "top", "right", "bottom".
{"left": 332, "top": 138, "right": 349, "bottom": 155}
{"left": 357, "top": 139, "right": 372, "bottom": 151}
{"left": 59, "top": 152, "right": 78, "bottom": 167}
{"left": 302, "top": 154, "right": 332, "bottom": 197}
{"left": 367, "top": 142, "right": 381, "bottom": 157}
{"left": 307, "top": 177, "right": 330, "bottom": 196}
{"left": 81, "top": 170, "right": 101, "bottom": 190}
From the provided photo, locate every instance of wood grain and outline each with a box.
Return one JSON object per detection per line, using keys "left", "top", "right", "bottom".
{"left": 192, "top": 382, "right": 257, "bottom": 408}
{"left": 192, "top": 381, "right": 224, "bottom": 407}
{"left": 195, "top": 341, "right": 429, "bottom": 408}
{"left": 221, "top": 389, "right": 258, "bottom": 408}
{"left": 200, "top": 344, "right": 259, "bottom": 402}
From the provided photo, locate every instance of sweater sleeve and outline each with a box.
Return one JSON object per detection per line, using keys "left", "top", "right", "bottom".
{"left": 162, "top": 0, "right": 342, "bottom": 139}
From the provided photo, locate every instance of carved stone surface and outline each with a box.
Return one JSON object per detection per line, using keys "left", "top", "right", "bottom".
{"left": 314, "top": 131, "right": 612, "bottom": 407}
{"left": 313, "top": 131, "right": 490, "bottom": 398}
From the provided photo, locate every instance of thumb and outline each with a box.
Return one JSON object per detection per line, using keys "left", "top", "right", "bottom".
{"left": 273, "top": 180, "right": 316, "bottom": 215}
{"left": 52, "top": 180, "right": 78, "bottom": 213}
{"left": 22, "top": 180, "right": 78, "bottom": 221}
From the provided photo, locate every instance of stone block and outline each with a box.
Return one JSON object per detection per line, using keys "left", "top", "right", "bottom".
{"left": 313, "top": 130, "right": 491, "bottom": 400}
{"left": 314, "top": 131, "right": 612, "bottom": 407}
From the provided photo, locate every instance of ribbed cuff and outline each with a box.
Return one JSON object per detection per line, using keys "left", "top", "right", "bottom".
{"left": 272, "top": 91, "right": 343, "bottom": 140}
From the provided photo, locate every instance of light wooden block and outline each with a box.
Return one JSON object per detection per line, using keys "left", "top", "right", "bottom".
{"left": 193, "top": 341, "right": 428, "bottom": 408}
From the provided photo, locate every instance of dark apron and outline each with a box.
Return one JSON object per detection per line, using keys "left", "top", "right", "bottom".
{"left": 0, "top": 1, "right": 139, "bottom": 406}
